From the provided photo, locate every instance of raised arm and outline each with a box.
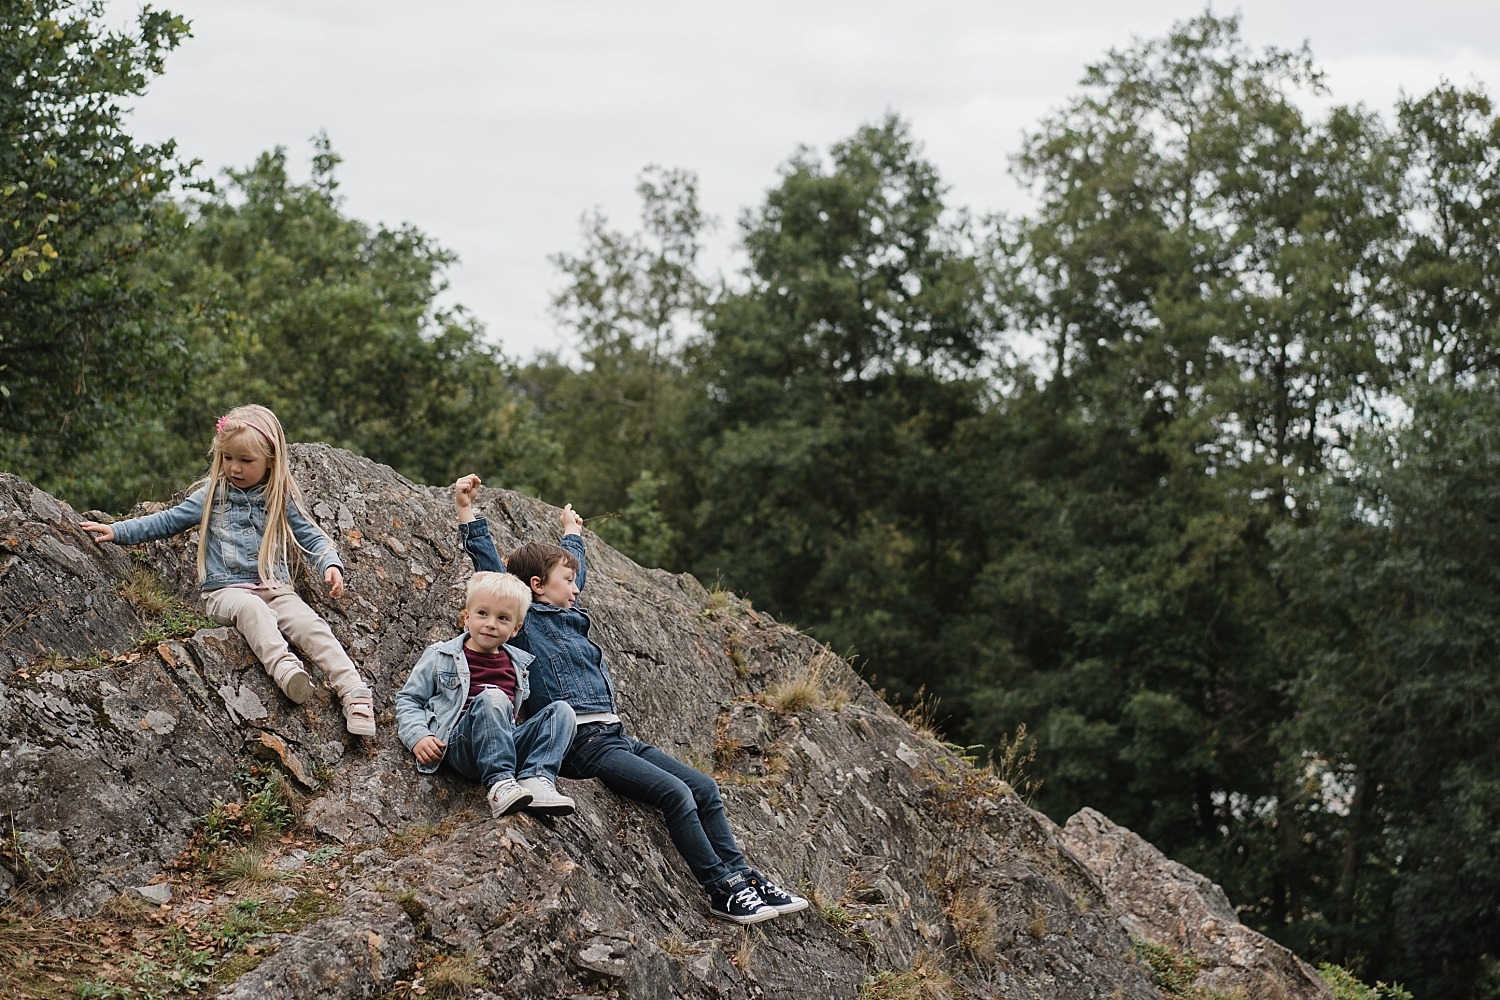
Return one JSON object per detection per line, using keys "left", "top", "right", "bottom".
{"left": 454, "top": 474, "right": 503, "bottom": 573}
{"left": 560, "top": 503, "right": 587, "bottom": 591}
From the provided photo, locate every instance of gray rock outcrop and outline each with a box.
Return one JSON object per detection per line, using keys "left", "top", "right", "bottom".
{"left": 1, "top": 445, "right": 1329, "bottom": 999}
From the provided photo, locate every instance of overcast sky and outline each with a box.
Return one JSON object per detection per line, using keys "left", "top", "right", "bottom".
{"left": 101, "top": 1, "right": 1500, "bottom": 359}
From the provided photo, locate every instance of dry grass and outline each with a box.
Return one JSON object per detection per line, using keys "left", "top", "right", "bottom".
{"left": 896, "top": 686, "right": 944, "bottom": 741}
{"left": 762, "top": 649, "right": 850, "bottom": 713}
{"left": 701, "top": 586, "right": 739, "bottom": 618}
{"left": 991, "top": 722, "right": 1043, "bottom": 805}
{"left": 0, "top": 910, "right": 83, "bottom": 1000}
{"left": 943, "top": 884, "right": 998, "bottom": 963}
{"left": 119, "top": 566, "right": 177, "bottom": 617}
{"left": 211, "top": 846, "right": 284, "bottom": 886}
{"left": 859, "top": 952, "right": 955, "bottom": 1000}
{"left": 732, "top": 928, "right": 759, "bottom": 976}
{"left": 424, "top": 951, "right": 489, "bottom": 997}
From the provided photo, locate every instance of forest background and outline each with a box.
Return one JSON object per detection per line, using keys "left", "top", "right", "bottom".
{"left": 5, "top": 2, "right": 1500, "bottom": 997}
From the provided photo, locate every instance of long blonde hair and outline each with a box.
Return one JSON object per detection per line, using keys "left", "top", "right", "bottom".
{"left": 195, "top": 404, "right": 329, "bottom": 584}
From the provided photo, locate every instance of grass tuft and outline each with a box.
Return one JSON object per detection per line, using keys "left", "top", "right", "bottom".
{"left": 859, "top": 953, "right": 954, "bottom": 1000}
{"left": 762, "top": 649, "right": 850, "bottom": 713}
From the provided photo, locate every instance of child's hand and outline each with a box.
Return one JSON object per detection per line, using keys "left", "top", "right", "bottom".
{"left": 324, "top": 565, "right": 345, "bottom": 598}
{"left": 454, "top": 474, "right": 482, "bottom": 521}
{"left": 560, "top": 503, "right": 584, "bottom": 535}
{"left": 79, "top": 520, "right": 115, "bottom": 544}
{"left": 413, "top": 735, "right": 446, "bottom": 765}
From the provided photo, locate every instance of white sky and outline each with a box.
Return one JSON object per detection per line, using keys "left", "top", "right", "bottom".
{"left": 101, "top": 1, "right": 1500, "bottom": 360}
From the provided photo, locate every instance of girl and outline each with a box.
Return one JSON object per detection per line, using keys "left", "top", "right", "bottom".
{"left": 81, "top": 404, "right": 377, "bottom": 736}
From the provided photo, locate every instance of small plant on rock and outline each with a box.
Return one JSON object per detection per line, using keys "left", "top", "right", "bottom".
{"left": 943, "top": 883, "right": 997, "bottom": 963}
{"left": 1317, "top": 963, "right": 1413, "bottom": 1000}
{"left": 859, "top": 953, "right": 954, "bottom": 1000}
{"left": 1134, "top": 938, "right": 1239, "bottom": 1000}
{"left": 762, "top": 649, "right": 849, "bottom": 713}
{"left": 424, "top": 950, "right": 490, "bottom": 997}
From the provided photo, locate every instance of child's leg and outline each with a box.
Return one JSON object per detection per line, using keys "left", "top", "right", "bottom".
{"left": 566, "top": 726, "right": 740, "bottom": 887}
{"left": 443, "top": 689, "right": 534, "bottom": 816}
{"left": 512, "top": 702, "right": 578, "bottom": 814}
{"left": 512, "top": 702, "right": 577, "bottom": 781}
{"left": 441, "top": 688, "right": 519, "bottom": 789}
{"left": 632, "top": 743, "right": 750, "bottom": 874}
{"left": 203, "top": 587, "right": 310, "bottom": 698}
{"left": 261, "top": 586, "right": 371, "bottom": 702}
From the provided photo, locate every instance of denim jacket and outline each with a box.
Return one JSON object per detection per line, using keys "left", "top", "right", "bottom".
{"left": 109, "top": 483, "right": 343, "bottom": 592}
{"left": 459, "top": 518, "right": 618, "bottom": 716}
{"left": 393, "top": 633, "right": 535, "bottom": 773}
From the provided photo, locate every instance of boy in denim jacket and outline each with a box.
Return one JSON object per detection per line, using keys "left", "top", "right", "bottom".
{"left": 453, "top": 474, "right": 807, "bottom": 924}
{"left": 395, "top": 570, "right": 577, "bottom": 817}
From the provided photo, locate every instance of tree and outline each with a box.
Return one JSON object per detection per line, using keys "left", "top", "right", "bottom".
{"left": 1274, "top": 377, "right": 1500, "bottom": 997}
{"left": 57, "top": 139, "right": 561, "bottom": 511}
{"left": 977, "top": 9, "right": 1401, "bottom": 924}
{"left": 1389, "top": 83, "right": 1500, "bottom": 382}
{"left": 0, "top": 0, "right": 198, "bottom": 483}
{"left": 518, "top": 166, "right": 713, "bottom": 563}
{"left": 681, "top": 115, "right": 994, "bottom": 692}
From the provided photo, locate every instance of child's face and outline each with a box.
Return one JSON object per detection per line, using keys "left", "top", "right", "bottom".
{"left": 463, "top": 594, "right": 524, "bottom": 654}
{"left": 532, "top": 563, "right": 579, "bottom": 608}
{"left": 220, "top": 434, "right": 270, "bottom": 490}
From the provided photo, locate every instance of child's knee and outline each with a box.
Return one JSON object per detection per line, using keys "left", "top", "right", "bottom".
{"left": 470, "top": 688, "right": 515, "bottom": 722}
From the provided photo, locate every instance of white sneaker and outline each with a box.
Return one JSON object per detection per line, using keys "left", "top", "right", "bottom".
{"left": 517, "top": 775, "right": 576, "bottom": 816}
{"left": 487, "top": 777, "right": 533, "bottom": 818}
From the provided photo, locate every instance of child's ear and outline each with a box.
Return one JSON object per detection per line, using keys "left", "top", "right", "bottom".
{"left": 529, "top": 575, "right": 545, "bottom": 596}
{"left": 458, "top": 609, "right": 469, "bottom": 629}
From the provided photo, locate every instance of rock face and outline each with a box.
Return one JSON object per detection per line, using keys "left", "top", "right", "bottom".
{"left": 0, "top": 445, "right": 1329, "bottom": 999}
{"left": 1060, "top": 808, "right": 1330, "bottom": 1000}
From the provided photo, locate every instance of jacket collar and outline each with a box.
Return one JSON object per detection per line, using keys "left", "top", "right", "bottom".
{"left": 443, "top": 631, "right": 535, "bottom": 668}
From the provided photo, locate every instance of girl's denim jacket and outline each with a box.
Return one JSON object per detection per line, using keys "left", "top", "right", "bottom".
{"left": 393, "top": 633, "right": 535, "bottom": 774}
{"left": 459, "top": 518, "right": 618, "bottom": 716}
{"left": 108, "top": 483, "right": 343, "bottom": 592}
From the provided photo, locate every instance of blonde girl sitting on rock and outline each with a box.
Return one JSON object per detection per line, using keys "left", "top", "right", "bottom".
{"left": 81, "top": 404, "right": 377, "bottom": 736}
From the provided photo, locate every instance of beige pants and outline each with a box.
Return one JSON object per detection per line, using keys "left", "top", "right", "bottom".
{"left": 204, "top": 582, "right": 370, "bottom": 704}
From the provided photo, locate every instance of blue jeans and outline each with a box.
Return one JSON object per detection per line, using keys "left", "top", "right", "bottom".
{"left": 563, "top": 722, "right": 748, "bottom": 887}
{"left": 443, "top": 690, "right": 575, "bottom": 790}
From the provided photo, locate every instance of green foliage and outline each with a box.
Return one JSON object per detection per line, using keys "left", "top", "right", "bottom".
{"left": 1318, "top": 963, "right": 1414, "bottom": 1000}
{"left": 52, "top": 137, "right": 563, "bottom": 511}
{"left": 680, "top": 114, "right": 992, "bottom": 709}
{"left": 190, "top": 764, "right": 297, "bottom": 870}
{"left": 0, "top": 0, "right": 200, "bottom": 488}
{"left": 1272, "top": 376, "right": 1500, "bottom": 993}
{"left": 515, "top": 166, "right": 709, "bottom": 563}
{"left": 1133, "top": 939, "right": 1235, "bottom": 1000}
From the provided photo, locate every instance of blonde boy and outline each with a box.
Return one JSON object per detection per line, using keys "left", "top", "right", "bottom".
{"left": 395, "top": 571, "right": 576, "bottom": 816}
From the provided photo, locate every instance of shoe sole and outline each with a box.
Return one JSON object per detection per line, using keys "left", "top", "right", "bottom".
{"left": 523, "top": 801, "right": 576, "bottom": 816}
{"left": 768, "top": 898, "right": 809, "bottom": 915}
{"left": 283, "top": 670, "right": 314, "bottom": 705}
{"left": 490, "top": 792, "right": 534, "bottom": 818}
{"left": 709, "top": 907, "right": 778, "bottom": 925}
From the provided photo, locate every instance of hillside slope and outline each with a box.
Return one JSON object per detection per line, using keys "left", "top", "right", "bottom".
{"left": 0, "top": 445, "right": 1328, "bottom": 999}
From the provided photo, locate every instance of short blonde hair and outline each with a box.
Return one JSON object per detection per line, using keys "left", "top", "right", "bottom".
{"left": 465, "top": 571, "right": 531, "bottom": 621}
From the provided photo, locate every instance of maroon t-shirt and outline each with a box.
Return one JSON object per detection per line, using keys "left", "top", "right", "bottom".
{"left": 463, "top": 645, "right": 517, "bottom": 706}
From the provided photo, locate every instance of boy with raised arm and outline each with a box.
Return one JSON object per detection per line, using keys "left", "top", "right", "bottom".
{"left": 454, "top": 474, "right": 807, "bottom": 925}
